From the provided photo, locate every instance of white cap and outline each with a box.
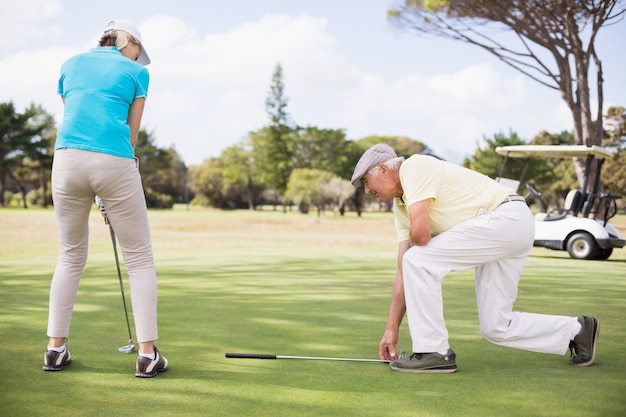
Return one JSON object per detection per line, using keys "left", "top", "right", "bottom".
{"left": 104, "top": 19, "right": 150, "bottom": 66}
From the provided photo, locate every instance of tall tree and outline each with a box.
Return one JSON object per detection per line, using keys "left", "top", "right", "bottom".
{"left": 251, "top": 63, "right": 296, "bottom": 210}
{"left": 388, "top": 0, "right": 626, "bottom": 191}
{"left": 265, "top": 63, "right": 291, "bottom": 128}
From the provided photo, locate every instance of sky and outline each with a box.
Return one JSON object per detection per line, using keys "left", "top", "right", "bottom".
{"left": 1, "top": 0, "right": 624, "bottom": 166}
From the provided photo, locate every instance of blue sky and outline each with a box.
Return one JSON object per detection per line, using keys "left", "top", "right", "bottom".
{"left": 1, "top": 0, "right": 624, "bottom": 165}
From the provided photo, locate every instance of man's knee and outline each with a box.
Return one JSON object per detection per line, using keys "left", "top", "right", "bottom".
{"left": 402, "top": 245, "right": 428, "bottom": 267}
{"left": 479, "top": 319, "right": 510, "bottom": 344}
{"left": 402, "top": 246, "right": 450, "bottom": 283}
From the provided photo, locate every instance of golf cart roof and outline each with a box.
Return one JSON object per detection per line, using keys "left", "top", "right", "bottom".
{"left": 495, "top": 145, "right": 613, "bottom": 159}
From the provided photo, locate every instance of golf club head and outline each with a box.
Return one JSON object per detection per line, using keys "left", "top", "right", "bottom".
{"left": 119, "top": 343, "right": 136, "bottom": 354}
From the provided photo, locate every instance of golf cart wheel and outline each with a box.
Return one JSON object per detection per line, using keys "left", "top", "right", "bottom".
{"left": 566, "top": 232, "right": 598, "bottom": 260}
{"left": 594, "top": 248, "right": 613, "bottom": 260}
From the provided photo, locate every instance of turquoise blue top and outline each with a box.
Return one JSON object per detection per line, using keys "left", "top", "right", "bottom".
{"left": 55, "top": 47, "right": 150, "bottom": 158}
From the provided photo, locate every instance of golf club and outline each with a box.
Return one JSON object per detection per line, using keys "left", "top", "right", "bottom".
{"left": 96, "top": 197, "right": 136, "bottom": 354}
{"left": 225, "top": 351, "right": 406, "bottom": 363}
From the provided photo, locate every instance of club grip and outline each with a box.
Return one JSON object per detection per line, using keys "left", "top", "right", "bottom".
{"left": 225, "top": 352, "right": 277, "bottom": 359}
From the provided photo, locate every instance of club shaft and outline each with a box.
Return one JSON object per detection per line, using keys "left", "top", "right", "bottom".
{"left": 109, "top": 224, "right": 133, "bottom": 342}
{"left": 278, "top": 355, "right": 388, "bottom": 363}
{"left": 225, "top": 352, "right": 388, "bottom": 363}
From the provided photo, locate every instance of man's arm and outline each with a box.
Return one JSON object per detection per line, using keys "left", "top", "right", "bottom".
{"left": 408, "top": 199, "right": 431, "bottom": 246}
{"left": 379, "top": 240, "right": 411, "bottom": 361}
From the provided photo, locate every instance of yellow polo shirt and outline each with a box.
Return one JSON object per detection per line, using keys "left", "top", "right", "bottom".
{"left": 393, "top": 155, "right": 513, "bottom": 241}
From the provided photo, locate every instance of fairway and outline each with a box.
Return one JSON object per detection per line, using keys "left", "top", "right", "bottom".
{"left": 0, "top": 208, "right": 625, "bottom": 417}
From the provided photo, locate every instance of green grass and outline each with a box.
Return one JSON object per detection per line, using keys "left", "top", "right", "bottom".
{"left": 0, "top": 208, "right": 625, "bottom": 417}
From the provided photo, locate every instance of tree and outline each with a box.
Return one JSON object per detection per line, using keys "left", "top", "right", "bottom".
{"left": 603, "top": 106, "right": 625, "bottom": 146}
{"left": 602, "top": 106, "right": 626, "bottom": 201}
{"left": 277, "top": 125, "right": 359, "bottom": 179}
{"left": 22, "top": 104, "right": 55, "bottom": 208}
{"left": 388, "top": 0, "right": 626, "bottom": 191}
{"left": 221, "top": 141, "right": 263, "bottom": 210}
{"left": 285, "top": 168, "right": 340, "bottom": 216}
{"left": 463, "top": 130, "right": 527, "bottom": 179}
{"left": 0, "top": 102, "right": 52, "bottom": 207}
{"left": 166, "top": 147, "right": 191, "bottom": 205}
{"left": 358, "top": 135, "right": 431, "bottom": 158}
{"left": 134, "top": 130, "right": 188, "bottom": 208}
{"left": 321, "top": 175, "right": 356, "bottom": 215}
{"left": 251, "top": 63, "right": 296, "bottom": 211}
{"left": 187, "top": 157, "right": 225, "bottom": 207}
{"left": 292, "top": 127, "right": 349, "bottom": 174}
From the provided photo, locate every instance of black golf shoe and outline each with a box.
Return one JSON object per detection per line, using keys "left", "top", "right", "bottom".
{"left": 569, "top": 316, "right": 599, "bottom": 366}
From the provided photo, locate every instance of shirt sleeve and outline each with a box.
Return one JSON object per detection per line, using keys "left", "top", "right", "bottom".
{"left": 393, "top": 198, "right": 411, "bottom": 243}
{"left": 401, "top": 155, "right": 441, "bottom": 207}
{"left": 135, "top": 67, "right": 150, "bottom": 99}
{"left": 57, "top": 64, "right": 66, "bottom": 96}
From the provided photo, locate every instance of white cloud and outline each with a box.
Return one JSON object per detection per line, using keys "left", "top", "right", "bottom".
{"left": 0, "top": 0, "right": 64, "bottom": 50}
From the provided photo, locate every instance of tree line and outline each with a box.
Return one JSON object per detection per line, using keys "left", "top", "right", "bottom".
{"left": 2, "top": 62, "right": 626, "bottom": 214}
{"left": 2, "top": 84, "right": 624, "bottom": 216}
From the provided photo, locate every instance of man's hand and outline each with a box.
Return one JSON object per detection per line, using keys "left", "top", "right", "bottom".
{"left": 379, "top": 329, "right": 400, "bottom": 361}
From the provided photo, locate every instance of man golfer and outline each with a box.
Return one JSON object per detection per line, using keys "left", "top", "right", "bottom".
{"left": 351, "top": 144, "right": 599, "bottom": 373}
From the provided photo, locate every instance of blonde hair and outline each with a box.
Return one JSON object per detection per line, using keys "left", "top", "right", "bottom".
{"left": 99, "top": 30, "right": 139, "bottom": 50}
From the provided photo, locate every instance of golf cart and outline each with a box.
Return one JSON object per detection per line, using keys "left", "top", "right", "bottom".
{"left": 495, "top": 145, "right": 625, "bottom": 260}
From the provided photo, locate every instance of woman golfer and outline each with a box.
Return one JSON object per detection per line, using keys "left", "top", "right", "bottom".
{"left": 43, "top": 20, "right": 168, "bottom": 378}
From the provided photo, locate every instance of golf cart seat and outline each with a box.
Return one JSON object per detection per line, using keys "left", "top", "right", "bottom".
{"left": 564, "top": 189, "right": 584, "bottom": 215}
{"left": 539, "top": 189, "right": 583, "bottom": 221}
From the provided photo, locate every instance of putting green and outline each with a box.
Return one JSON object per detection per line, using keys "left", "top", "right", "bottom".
{"left": 0, "top": 208, "right": 624, "bottom": 416}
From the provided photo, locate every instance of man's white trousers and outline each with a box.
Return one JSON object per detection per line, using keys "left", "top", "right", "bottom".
{"left": 402, "top": 201, "right": 575, "bottom": 355}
